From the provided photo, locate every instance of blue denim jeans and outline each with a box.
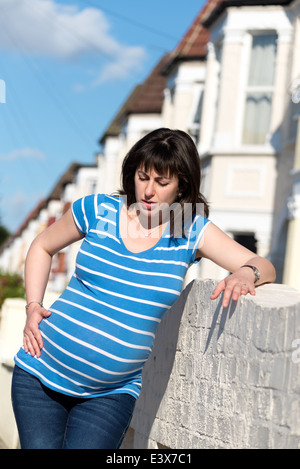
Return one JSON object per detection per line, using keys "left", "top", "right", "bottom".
{"left": 11, "top": 365, "right": 136, "bottom": 449}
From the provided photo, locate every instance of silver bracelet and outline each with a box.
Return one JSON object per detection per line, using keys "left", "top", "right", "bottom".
{"left": 240, "top": 265, "right": 260, "bottom": 284}
{"left": 25, "top": 301, "right": 44, "bottom": 310}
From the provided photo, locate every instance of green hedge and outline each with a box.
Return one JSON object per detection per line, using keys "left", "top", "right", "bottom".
{"left": 0, "top": 272, "right": 25, "bottom": 309}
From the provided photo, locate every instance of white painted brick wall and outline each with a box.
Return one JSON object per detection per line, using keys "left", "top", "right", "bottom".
{"left": 122, "top": 280, "right": 300, "bottom": 449}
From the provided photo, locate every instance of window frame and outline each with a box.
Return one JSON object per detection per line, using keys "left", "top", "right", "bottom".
{"left": 236, "top": 31, "right": 278, "bottom": 148}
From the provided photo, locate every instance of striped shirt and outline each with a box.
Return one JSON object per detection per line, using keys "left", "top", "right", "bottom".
{"left": 15, "top": 194, "right": 210, "bottom": 399}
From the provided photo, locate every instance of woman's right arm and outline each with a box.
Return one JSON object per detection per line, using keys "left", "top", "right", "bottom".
{"left": 23, "top": 208, "right": 84, "bottom": 357}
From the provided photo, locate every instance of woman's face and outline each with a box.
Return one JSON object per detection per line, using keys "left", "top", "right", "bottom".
{"left": 134, "top": 166, "right": 180, "bottom": 217}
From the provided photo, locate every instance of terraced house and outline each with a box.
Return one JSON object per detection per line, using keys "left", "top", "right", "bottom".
{"left": 1, "top": 0, "right": 300, "bottom": 292}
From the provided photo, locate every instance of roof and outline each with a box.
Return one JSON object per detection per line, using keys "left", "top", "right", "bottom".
{"left": 100, "top": 54, "right": 170, "bottom": 144}
{"left": 173, "top": 0, "right": 222, "bottom": 58}
{"left": 163, "top": 0, "right": 223, "bottom": 73}
{"left": 163, "top": 0, "right": 295, "bottom": 72}
{"left": 126, "top": 54, "right": 171, "bottom": 114}
{"left": 6, "top": 161, "right": 95, "bottom": 242}
{"left": 100, "top": 85, "right": 143, "bottom": 142}
{"left": 13, "top": 199, "right": 47, "bottom": 239}
{"left": 0, "top": 198, "right": 48, "bottom": 253}
{"left": 47, "top": 162, "right": 83, "bottom": 201}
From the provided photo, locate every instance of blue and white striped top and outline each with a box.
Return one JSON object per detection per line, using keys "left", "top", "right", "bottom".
{"left": 15, "top": 194, "right": 210, "bottom": 399}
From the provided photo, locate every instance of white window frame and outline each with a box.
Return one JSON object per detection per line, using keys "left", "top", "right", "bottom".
{"left": 187, "top": 83, "right": 204, "bottom": 144}
{"left": 235, "top": 31, "right": 278, "bottom": 149}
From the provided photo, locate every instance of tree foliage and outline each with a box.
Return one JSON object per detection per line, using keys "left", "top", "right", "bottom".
{"left": 0, "top": 225, "right": 10, "bottom": 247}
{"left": 0, "top": 271, "right": 25, "bottom": 309}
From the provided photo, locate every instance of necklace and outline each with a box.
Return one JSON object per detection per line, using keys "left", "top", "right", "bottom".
{"left": 128, "top": 211, "right": 163, "bottom": 238}
{"left": 138, "top": 222, "right": 162, "bottom": 238}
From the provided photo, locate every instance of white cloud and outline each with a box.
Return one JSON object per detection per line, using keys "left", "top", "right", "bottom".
{"left": 0, "top": 0, "right": 146, "bottom": 82}
{"left": 3, "top": 188, "right": 42, "bottom": 230}
{"left": 0, "top": 147, "right": 45, "bottom": 161}
{"left": 10, "top": 189, "right": 30, "bottom": 210}
{"left": 93, "top": 47, "right": 148, "bottom": 85}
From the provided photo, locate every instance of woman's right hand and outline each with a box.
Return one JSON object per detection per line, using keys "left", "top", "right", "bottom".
{"left": 23, "top": 304, "right": 51, "bottom": 358}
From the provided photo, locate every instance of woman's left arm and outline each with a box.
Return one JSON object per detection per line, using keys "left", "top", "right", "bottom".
{"left": 196, "top": 222, "right": 276, "bottom": 308}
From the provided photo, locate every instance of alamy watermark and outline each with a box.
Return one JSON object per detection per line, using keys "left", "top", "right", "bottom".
{"left": 0, "top": 78, "right": 6, "bottom": 103}
{"left": 94, "top": 197, "right": 207, "bottom": 243}
{"left": 292, "top": 339, "right": 300, "bottom": 364}
{"left": 289, "top": 78, "right": 300, "bottom": 104}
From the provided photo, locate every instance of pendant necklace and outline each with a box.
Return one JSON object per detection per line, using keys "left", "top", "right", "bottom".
{"left": 130, "top": 213, "right": 162, "bottom": 238}
{"left": 138, "top": 220, "right": 162, "bottom": 238}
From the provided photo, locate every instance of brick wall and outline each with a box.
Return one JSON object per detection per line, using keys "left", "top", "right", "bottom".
{"left": 122, "top": 280, "right": 300, "bottom": 449}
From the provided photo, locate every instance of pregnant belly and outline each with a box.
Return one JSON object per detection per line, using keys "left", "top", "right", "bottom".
{"left": 38, "top": 309, "right": 153, "bottom": 387}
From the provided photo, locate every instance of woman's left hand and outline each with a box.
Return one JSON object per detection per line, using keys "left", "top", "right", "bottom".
{"left": 196, "top": 223, "right": 276, "bottom": 308}
{"left": 210, "top": 270, "right": 256, "bottom": 308}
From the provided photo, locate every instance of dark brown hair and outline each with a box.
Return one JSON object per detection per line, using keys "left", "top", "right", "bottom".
{"left": 119, "top": 128, "right": 209, "bottom": 234}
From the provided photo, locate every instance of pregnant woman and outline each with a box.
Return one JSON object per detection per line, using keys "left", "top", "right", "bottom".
{"left": 11, "top": 128, "right": 276, "bottom": 449}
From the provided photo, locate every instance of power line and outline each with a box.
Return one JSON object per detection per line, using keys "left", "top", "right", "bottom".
{"left": 0, "top": 5, "right": 97, "bottom": 148}
{"left": 0, "top": 0, "right": 173, "bottom": 158}
{"left": 82, "top": 0, "right": 178, "bottom": 42}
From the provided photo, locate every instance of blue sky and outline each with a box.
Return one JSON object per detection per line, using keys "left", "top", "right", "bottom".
{"left": 0, "top": 0, "right": 205, "bottom": 233}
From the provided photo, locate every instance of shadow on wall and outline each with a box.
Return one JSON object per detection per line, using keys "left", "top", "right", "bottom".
{"left": 129, "top": 279, "right": 237, "bottom": 447}
{"left": 204, "top": 292, "right": 237, "bottom": 353}
{"left": 129, "top": 282, "right": 194, "bottom": 447}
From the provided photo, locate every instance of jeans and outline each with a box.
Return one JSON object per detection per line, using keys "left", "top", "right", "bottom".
{"left": 11, "top": 365, "right": 136, "bottom": 449}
